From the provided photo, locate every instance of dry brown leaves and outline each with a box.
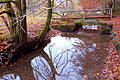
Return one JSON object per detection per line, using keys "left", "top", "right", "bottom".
{"left": 99, "top": 16, "right": 120, "bottom": 80}
{"left": 100, "top": 42, "right": 120, "bottom": 80}
{"left": 0, "top": 40, "right": 8, "bottom": 51}
{"left": 27, "top": 20, "right": 44, "bottom": 41}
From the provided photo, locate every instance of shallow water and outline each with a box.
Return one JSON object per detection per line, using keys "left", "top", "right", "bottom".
{"left": 31, "top": 35, "right": 96, "bottom": 80}
{"left": 0, "top": 74, "right": 20, "bottom": 80}
{"left": 0, "top": 32, "right": 112, "bottom": 80}
{"left": 82, "top": 25, "right": 98, "bottom": 30}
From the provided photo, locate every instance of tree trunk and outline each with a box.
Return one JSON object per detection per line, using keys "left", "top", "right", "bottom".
{"left": 16, "top": 0, "right": 27, "bottom": 44}
{"left": 5, "top": 1, "right": 17, "bottom": 38}
{"left": 38, "top": 0, "right": 53, "bottom": 43}
{"left": 19, "top": 0, "right": 27, "bottom": 43}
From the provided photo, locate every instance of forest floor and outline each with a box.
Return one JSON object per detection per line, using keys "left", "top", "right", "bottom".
{"left": 98, "top": 16, "right": 120, "bottom": 80}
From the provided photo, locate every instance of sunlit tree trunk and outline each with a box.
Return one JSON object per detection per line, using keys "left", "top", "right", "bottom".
{"left": 0, "top": 0, "right": 18, "bottom": 43}
{"left": 4, "top": 1, "right": 16, "bottom": 38}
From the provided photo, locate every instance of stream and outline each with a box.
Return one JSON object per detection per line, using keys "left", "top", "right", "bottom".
{"left": 0, "top": 31, "right": 112, "bottom": 80}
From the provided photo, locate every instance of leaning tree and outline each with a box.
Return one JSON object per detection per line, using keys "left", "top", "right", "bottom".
{"left": 0, "top": 0, "right": 27, "bottom": 45}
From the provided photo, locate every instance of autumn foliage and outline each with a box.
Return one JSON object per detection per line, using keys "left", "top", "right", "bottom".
{"left": 79, "top": 0, "right": 107, "bottom": 9}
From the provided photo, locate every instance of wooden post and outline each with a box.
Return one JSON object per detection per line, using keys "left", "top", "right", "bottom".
{"left": 110, "top": 0, "right": 115, "bottom": 20}
{"left": 83, "top": 10, "right": 86, "bottom": 20}
{"left": 110, "top": 8, "right": 113, "bottom": 20}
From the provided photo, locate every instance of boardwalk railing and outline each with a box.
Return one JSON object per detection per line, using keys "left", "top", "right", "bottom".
{"left": 52, "top": 8, "right": 113, "bottom": 20}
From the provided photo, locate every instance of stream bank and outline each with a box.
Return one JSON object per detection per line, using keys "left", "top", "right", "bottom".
{"left": 0, "top": 30, "right": 112, "bottom": 80}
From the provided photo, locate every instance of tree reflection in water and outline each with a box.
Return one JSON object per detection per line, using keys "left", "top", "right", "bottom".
{"left": 31, "top": 35, "right": 96, "bottom": 80}
{"left": 0, "top": 74, "right": 20, "bottom": 80}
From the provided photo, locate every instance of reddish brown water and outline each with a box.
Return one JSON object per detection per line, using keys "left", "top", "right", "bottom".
{"left": 0, "top": 32, "right": 112, "bottom": 80}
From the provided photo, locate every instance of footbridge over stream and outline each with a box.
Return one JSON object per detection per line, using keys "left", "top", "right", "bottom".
{"left": 52, "top": 8, "right": 114, "bottom": 20}
{"left": 52, "top": 0, "right": 115, "bottom": 20}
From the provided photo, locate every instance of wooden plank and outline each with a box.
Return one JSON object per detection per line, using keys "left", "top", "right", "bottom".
{"left": 60, "top": 8, "right": 111, "bottom": 12}
{"left": 52, "top": 16, "right": 111, "bottom": 20}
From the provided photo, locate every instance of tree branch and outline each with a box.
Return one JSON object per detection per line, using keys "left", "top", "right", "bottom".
{"left": 0, "top": 11, "right": 10, "bottom": 15}
{"left": 0, "top": 1, "right": 16, "bottom": 4}
{"left": 0, "top": 11, "right": 14, "bottom": 15}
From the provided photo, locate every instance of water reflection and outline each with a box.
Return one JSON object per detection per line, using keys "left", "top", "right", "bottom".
{"left": 82, "top": 25, "right": 98, "bottom": 30}
{"left": 31, "top": 56, "right": 53, "bottom": 80}
{"left": 31, "top": 35, "right": 96, "bottom": 80}
{"left": 0, "top": 74, "right": 20, "bottom": 80}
